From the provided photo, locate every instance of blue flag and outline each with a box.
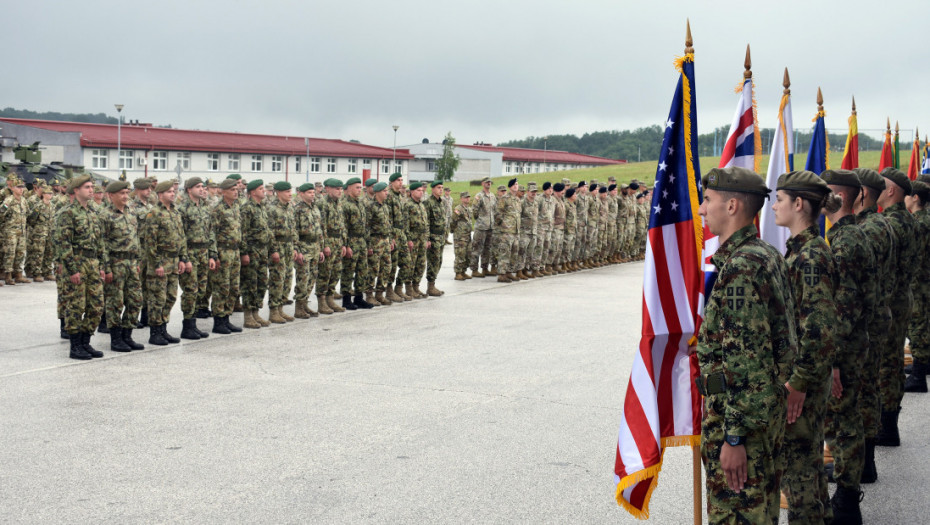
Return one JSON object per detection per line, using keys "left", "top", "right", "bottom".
{"left": 806, "top": 110, "right": 828, "bottom": 235}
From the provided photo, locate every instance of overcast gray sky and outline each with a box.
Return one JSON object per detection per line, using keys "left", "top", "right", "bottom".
{"left": 4, "top": 0, "right": 926, "bottom": 152}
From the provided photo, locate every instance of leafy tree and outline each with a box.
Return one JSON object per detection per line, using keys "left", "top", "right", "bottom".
{"left": 435, "top": 131, "right": 460, "bottom": 182}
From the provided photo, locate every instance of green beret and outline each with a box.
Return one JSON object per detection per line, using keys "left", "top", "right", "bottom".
{"left": 274, "top": 181, "right": 292, "bottom": 191}
{"left": 106, "top": 181, "right": 130, "bottom": 193}
{"left": 460, "top": 191, "right": 471, "bottom": 198}
{"left": 820, "top": 169, "right": 860, "bottom": 189}
{"left": 323, "top": 178, "right": 342, "bottom": 188}
{"left": 776, "top": 170, "right": 830, "bottom": 195}
{"left": 409, "top": 182, "right": 424, "bottom": 190}
{"left": 155, "top": 180, "right": 175, "bottom": 193}
{"left": 184, "top": 177, "right": 204, "bottom": 190}
{"left": 226, "top": 173, "right": 242, "bottom": 180}
{"left": 702, "top": 167, "right": 770, "bottom": 197}
{"left": 68, "top": 174, "right": 92, "bottom": 192}
{"left": 246, "top": 179, "right": 264, "bottom": 192}
{"left": 218, "top": 178, "right": 238, "bottom": 190}
{"left": 297, "top": 183, "right": 314, "bottom": 192}
{"left": 430, "top": 180, "right": 443, "bottom": 188}
{"left": 880, "top": 167, "right": 912, "bottom": 196}
{"left": 364, "top": 178, "right": 377, "bottom": 187}
{"left": 853, "top": 168, "right": 884, "bottom": 193}
{"left": 389, "top": 172, "right": 403, "bottom": 182}
{"left": 133, "top": 177, "right": 153, "bottom": 190}
{"left": 372, "top": 182, "right": 388, "bottom": 192}
{"left": 345, "top": 177, "right": 361, "bottom": 187}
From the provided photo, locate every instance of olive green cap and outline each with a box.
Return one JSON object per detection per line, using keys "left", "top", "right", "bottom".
{"left": 563, "top": 178, "right": 573, "bottom": 184}
{"left": 68, "top": 174, "right": 92, "bottom": 192}
{"left": 409, "top": 182, "right": 425, "bottom": 190}
{"left": 776, "top": 170, "right": 830, "bottom": 195}
{"left": 323, "top": 178, "right": 342, "bottom": 188}
{"left": 154, "top": 180, "right": 175, "bottom": 193}
{"left": 184, "top": 177, "right": 204, "bottom": 190}
{"left": 106, "top": 181, "right": 130, "bottom": 193}
{"left": 460, "top": 191, "right": 470, "bottom": 198}
{"left": 133, "top": 177, "right": 153, "bottom": 190}
{"left": 218, "top": 179, "right": 238, "bottom": 190}
{"left": 853, "top": 168, "right": 885, "bottom": 192}
{"left": 497, "top": 185, "right": 506, "bottom": 191}
{"left": 820, "top": 169, "right": 860, "bottom": 189}
{"left": 527, "top": 182, "right": 538, "bottom": 192}
{"left": 364, "top": 178, "right": 377, "bottom": 187}
{"left": 480, "top": 176, "right": 491, "bottom": 183}
{"left": 274, "top": 181, "right": 292, "bottom": 191}
{"left": 6, "top": 174, "right": 24, "bottom": 186}
{"left": 880, "top": 167, "right": 912, "bottom": 196}
{"left": 226, "top": 173, "right": 242, "bottom": 180}
{"left": 917, "top": 174, "right": 930, "bottom": 185}
{"left": 430, "top": 180, "right": 442, "bottom": 188}
{"left": 93, "top": 184, "right": 104, "bottom": 193}
{"left": 702, "top": 166, "right": 770, "bottom": 197}
{"left": 910, "top": 179, "right": 930, "bottom": 199}
{"left": 372, "top": 181, "right": 388, "bottom": 192}
{"left": 389, "top": 172, "right": 403, "bottom": 182}
{"left": 297, "top": 183, "right": 314, "bottom": 192}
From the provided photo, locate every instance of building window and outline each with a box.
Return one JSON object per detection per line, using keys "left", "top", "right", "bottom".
{"left": 426, "top": 161, "right": 436, "bottom": 171}
{"left": 152, "top": 151, "right": 168, "bottom": 170}
{"left": 207, "top": 153, "right": 219, "bottom": 171}
{"left": 310, "top": 157, "right": 321, "bottom": 173}
{"left": 362, "top": 159, "right": 372, "bottom": 169}
{"left": 347, "top": 159, "right": 357, "bottom": 173}
{"left": 505, "top": 162, "right": 512, "bottom": 174}
{"left": 251, "top": 155, "right": 263, "bottom": 172}
{"left": 326, "top": 158, "right": 336, "bottom": 173}
{"left": 176, "top": 152, "right": 191, "bottom": 170}
{"left": 394, "top": 161, "right": 402, "bottom": 174}
{"left": 119, "top": 150, "right": 133, "bottom": 170}
{"left": 295, "top": 157, "right": 301, "bottom": 173}
{"left": 91, "top": 149, "right": 108, "bottom": 169}
{"left": 534, "top": 163, "right": 540, "bottom": 173}
{"left": 227, "top": 154, "right": 240, "bottom": 171}
{"left": 381, "top": 161, "right": 391, "bottom": 174}
{"left": 271, "top": 156, "right": 283, "bottom": 172}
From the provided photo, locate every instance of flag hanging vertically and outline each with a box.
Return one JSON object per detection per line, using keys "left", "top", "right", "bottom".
{"left": 907, "top": 127, "right": 920, "bottom": 180}
{"left": 759, "top": 68, "right": 795, "bottom": 255}
{"left": 879, "top": 119, "right": 894, "bottom": 171}
{"left": 703, "top": 46, "right": 759, "bottom": 298}
{"left": 840, "top": 97, "right": 858, "bottom": 170}
{"left": 613, "top": 29, "right": 703, "bottom": 519}
{"left": 894, "top": 121, "right": 901, "bottom": 169}
{"left": 806, "top": 88, "right": 829, "bottom": 237}
{"left": 922, "top": 136, "right": 930, "bottom": 174}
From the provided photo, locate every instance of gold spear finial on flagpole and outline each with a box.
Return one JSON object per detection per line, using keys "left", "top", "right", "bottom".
{"left": 851, "top": 96, "right": 856, "bottom": 116}
{"left": 887, "top": 117, "right": 892, "bottom": 133}
{"left": 817, "top": 87, "right": 824, "bottom": 112}
{"left": 685, "top": 19, "right": 693, "bottom": 54}
{"left": 896, "top": 121, "right": 900, "bottom": 136}
{"left": 744, "top": 44, "right": 752, "bottom": 79}
{"left": 783, "top": 68, "right": 791, "bottom": 95}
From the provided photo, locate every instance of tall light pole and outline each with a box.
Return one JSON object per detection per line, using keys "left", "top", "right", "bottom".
{"left": 115, "top": 104, "right": 124, "bottom": 176}
{"left": 305, "top": 137, "right": 310, "bottom": 183}
{"left": 392, "top": 124, "right": 399, "bottom": 175}
{"left": 543, "top": 136, "right": 548, "bottom": 172}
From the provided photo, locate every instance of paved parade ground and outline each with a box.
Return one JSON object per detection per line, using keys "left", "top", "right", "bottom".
{"left": 1, "top": 249, "right": 927, "bottom": 524}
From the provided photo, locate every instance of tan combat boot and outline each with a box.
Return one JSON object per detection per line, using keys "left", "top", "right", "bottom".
{"left": 376, "top": 290, "right": 392, "bottom": 306}
{"left": 254, "top": 309, "right": 271, "bottom": 326}
{"left": 454, "top": 273, "right": 465, "bottom": 281}
{"left": 293, "top": 301, "right": 310, "bottom": 319}
{"left": 427, "top": 281, "right": 443, "bottom": 297}
{"left": 385, "top": 285, "right": 402, "bottom": 303}
{"left": 473, "top": 267, "right": 485, "bottom": 278}
{"left": 281, "top": 306, "right": 296, "bottom": 322}
{"left": 464, "top": 271, "right": 473, "bottom": 279}
{"left": 497, "top": 273, "right": 511, "bottom": 283}
{"left": 33, "top": 275, "right": 44, "bottom": 283}
{"left": 317, "top": 295, "right": 334, "bottom": 315}
{"left": 487, "top": 266, "right": 498, "bottom": 276}
{"left": 13, "top": 272, "right": 31, "bottom": 283}
{"left": 243, "top": 310, "right": 261, "bottom": 329}
{"left": 365, "top": 291, "right": 380, "bottom": 307}
{"left": 395, "top": 283, "right": 411, "bottom": 301}
{"left": 4, "top": 272, "right": 16, "bottom": 285}
{"left": 45, "top": 273, "right": 56, "bottom": 282}
{"left": 268, "top": 306, "right": 287, "bottom": 324}
{"left": 328, "top": 294, "right": 345, "bottom": 313}
{"left": 411, "top": 282, "right": 427, "bottom": 299}
{"left": 304, "top": 299, "right": 319, "bottom": 317}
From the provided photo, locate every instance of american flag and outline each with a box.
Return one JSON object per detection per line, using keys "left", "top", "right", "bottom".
{"left": 614, "top": 52, "right": 704, "bottom": 519}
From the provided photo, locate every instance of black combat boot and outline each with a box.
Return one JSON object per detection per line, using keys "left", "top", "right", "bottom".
{"left": 137, "top": 307, "right": 149, "bottom": 328}
{"left": 180, "top": 318, "right": 201, "bottom": 340}
{"left": 876, "top": 409, "right": 900, "bottom": 446}
{"left": 161, "top": 324, "right": 180, "bottom": 344}
{"left": 97, "top": 313, "right": 109, "bottom": 334}
{"left": 224, "top": 316, "right": 242, "bottom": 333}
{"left": 212, "top": 316, "right": 231, "bottom": 335}
{"left": 354, "top": 294, "right": 374, "bottom": 309}
{"left": 60, "top": 318, "right": 69, "bottom": 340}
{"left": 904, "top": 361, "right": 928, "bottom": 393}
{"left": 69, "top": 332, "right": 91, "bottom": 360}
{"left": 195, "top": 307, "right": 212, "bottom": 319}
{"left": 342, "top": 295, "right": 358, "bottom": 311}
{"left": 109, "top": 327, "right": 132, "bottom": 352}
{"left": 861, "top": 438, "right": 877, "bottom": 483}
{"left": 122, "top": 328, "right": 144, "bottom": 350}
{"left": 149, "top": 325, "right": 169, "bottom": 346}
{"left": 81, "top": 331, "right": 103, "bottom": 358}
{"left": 830, "top": 486, "right": 863, "bottom": 525}
{"left": 193, "top": 319, "right": 209, "bottom": 338}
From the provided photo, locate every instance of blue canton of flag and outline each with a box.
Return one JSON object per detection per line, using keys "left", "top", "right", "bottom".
{"left": 806, "top": 110, "right": 828, "bottom": 236}
{"left": 650, "top": 94, "right": 701, "bottom": 230}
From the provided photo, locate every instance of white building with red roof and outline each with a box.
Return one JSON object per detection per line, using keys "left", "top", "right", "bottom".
{"left": 0, "top": 118, "right": 412, "bottom": 184}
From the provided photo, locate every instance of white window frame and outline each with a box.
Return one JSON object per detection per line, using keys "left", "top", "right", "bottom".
{"left": 152, "top": 151, "right": 168, "bottom": 171}
{"left": 271, "top": 155, "right": 283, "bottom": 172}
{"left": 326, "top": 158, "right": 336, "bottom": 173}
{"left": 505, "top": 162, "right": 512, "bottom": 174}
{"left": 295, "top": 157, "right": 301, "bottom": 173}
{"left": 381, "top": 161, "right": 390, "bottom": 174}
{"left": 206, "top": 153, "right": 219, "bottom": 171}
{"left": 176, "top": 152, "right": 191, "bottom": 170}
{"left": 310, "top": 157, "right": 321, "bottom": 173}
{"left": 394, "top": 161, "right": 402, "bottom": 174}
{"left": 347, "top": 158, "right": 358, "bottom": 174}
{"left": 227, "top": 154, "right": 240, "bottom": 171}
{"left": 119, "top": 150, "right": 133, "bottom": 170}
{"left": 362, "top": 159, "right": 372, "bottom": 169}
{"left": 251, "top": 155, "right": 263, "bottom": 172}
{"left": 91, "top": 149, "right": 108, "bottom": 169}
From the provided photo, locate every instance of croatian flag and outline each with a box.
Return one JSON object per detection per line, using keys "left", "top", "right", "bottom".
{"left": 614, "top": 52, "right": 704, "bottom": 519}
{"left": 703, "top": 77, "right": 758, "bottom": 294}
{"left": 759, "top": 89, "right": 794, "bottom": 254}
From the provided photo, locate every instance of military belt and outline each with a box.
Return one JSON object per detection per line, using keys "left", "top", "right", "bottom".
{"left": 695, "top": 373, "right": 727, "bottom": 396}
{"left": 109, "top": 251, "right": 138, "bottom": 260}
{"left": 217, "top": 243, "right": 239, "bottom": 250}
{"left": 274, "top": 235, "right": 292, "bottom": 241}
{"left": 162, "top": 251, "right": 179, "bottom": 257}
{"left": 188, "top": 242, "right": 209, "bottom": 249}
{"left": 298, "top": 235, "right": 318, "bottom": 243}
{"left": 75, "top": 248, "right": 97, "bottom": 259}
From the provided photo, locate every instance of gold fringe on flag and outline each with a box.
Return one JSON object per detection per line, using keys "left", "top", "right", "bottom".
{"left": 674, "top": 53, "right": 703, "bottom": 267}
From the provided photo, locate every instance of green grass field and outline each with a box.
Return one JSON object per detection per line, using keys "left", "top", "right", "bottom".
{"left": 442, "top": 149, "right": 902, "bottom": 194}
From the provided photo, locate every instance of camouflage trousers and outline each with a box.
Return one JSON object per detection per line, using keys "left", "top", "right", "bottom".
{"left": 104, "top": 258, "right": 143, "bottom": 329}
{"left": 61, "top": 256, "right": 104, "bottom": 334}
{"left": 368, "top": 237, "right": 392, "bottom": 291}
{"left": 407, "top": 237, "right": 427, "bottom": 284}
{"left": 24, "top": 230, "right": 49, "bottom": 277}
{"left": 863, "top": 306, "right": 891, "bottom": 437}
{"left": 585, "top": 224, "right": 598, "bottom": 259}
{"left": 907, "top": 286, "right": 930, "bottom": 362}
{"left": 294, "top": 242, "right": 320, "bottom": 301}
{"left": 452, "top": 234, "right": 471, "bottom": 275}
{"left": 319, "top": 239, "right": 343, "bottom": 296}
{"left": 518, "top": 233, "right": 536, "bottom": 272}
{"left": 179, "top": 247, "right": 210, "bottom": 318}
{"left": 596, "top": 223, "right": 608, "bottom": 257}
{"left": 561, "top": 233, "right": 575, "bottom": 263}
{"left": 574, "top": 225, "right": 587, "bottom": 261}
{"left": 426, "top": 234, "right": 443, "bottom": 282}
{"left": 340, "top": 237, "right": 369, "bottom": 296}
{"left": 145, "top": 257, "right": 180, "bottom": 327}
{"left": 826, "top": 354, "right": 865, "bottom": 490}
{"left": 269, "top": 243, "right": 295, "bottom": 308}
{"left": 548, "top": 229, "right": 563, "bottom": 265}
{"left": 702, "top": 393, "right": 785, "bottom": 525}
{"left": 534, "top": 229, "right": 550, "bottom": 270}
{"left": 488, "top": 230, "right": 498, "bottom": 267}
{"left": 211, "top": 248, "right": 240, "bottom": 317}
{"left": 607, "top": 223, "right": 618, "bottom": 256}
{"left": 469, "top": 229, "right": 492, "bottom": 270}
{"left": 496, "top": 232, "right": 520, "bottom": 274}
{"left": 881, "top": 292, "right": 911, "bottom": 411}
{"left": 391, "top": 233, "right": 410, "bottom": 286}
{"left": 57, "top": 265, "right": 66, "bottom": 318}
{"left": 1, "top": 230, "right": 25, "bottom": 274}
{"left": 783, "top": 379, "right": 831, "bottom": 524}
{"left": 241, "top": 250, "right": 269, "bottom": 310}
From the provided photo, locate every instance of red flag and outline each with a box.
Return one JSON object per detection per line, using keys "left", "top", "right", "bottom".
{"left": 879, "top": 123, "right": 894, "bottom": 171}
{"left": 907, "top": 133, "right": 920, "bottom": 180}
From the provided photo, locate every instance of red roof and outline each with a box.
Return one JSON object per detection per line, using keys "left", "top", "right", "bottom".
{"left": 457, "top": 144, "right": 626, "bottom": 165}
{"left": 0, "top": 118, "right": 413, "bottom": 160}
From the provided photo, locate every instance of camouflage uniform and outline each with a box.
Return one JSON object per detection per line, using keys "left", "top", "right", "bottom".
{"left": 907, "top": 208, "right": 930, "bottom": 366}
{"left": 1, "top": 193, "right": 28, "bottom": 275}
{"left": 574, "top": 191, "right": 589, "bottom": 261}
{"left": 24, "top": 193, "right": 53, "bottom": 278}
{"left": 698, "top": 224, "right": 796, "bottom": 525}
{"left": 367, "top": 197, "right": 394, "bottom": 293}
{"left": 340, "top": 193, "right": 370, "bottom": 297}
{"left": 210, "top": 199, "right": 242, "bottom": 318}
{"left": 606, "top": 194, "right": 619, "bottom": 258}
{"left": 585, "top": 194, "right": 599, "bottom": 260}
{"left": 294, "top": 199, "right": 323, "bottom": 304}
{"left": 240, "top": 198, "right": 272, "bottom": 311}
{"left": 405, "top": 196, "right": 429, "bottom": 284}
{"left": 387, "top": 187, "right": 410, "bottom": 286}
{"left": 441, "top": 193, "right": 453, "bottom": 241}
{"left": 55, "top": 200, "right": 105, "bottom": 334}
{"left": 319, "top": 193, "right": 347, "bottom": 297}
{"left": 128, "top": 196, "right": 154, "bottom": 315}
{"left": 881, "top": 201, "right": 917, "bottom": 413}
{"left": 535, "top": 194, "right": 553, "bottom": 270}
{"left": 178, "top": 197, "right": 214, "bottom": 319}
{"left": 825, "top": 214, "right": 875, "bottom": 491}
{"left": 450, "top": 201, "right": 473, "bottom": 275}
{"left": 101, "top": 204, "right": 143, "bottom": 329}
{"left": 424, "top": 193, "right": 446, "bottom": 283}
{"left": 562, "top": 196, "right": 576, "bottom": 265}
{"left": 518, "top": 195, "right": 538, "bottom": 273}
{"left": 141, "top": 201, "right": 189, "bottom": 327}
{"left": 470, "top": 189, "right": 496, "bottom": 271}
{"left": 268, "top": 198, "right": 297, "bottom": 309}
{"left": 549, "top": 195, "right": 565, "bottom": 267}
{"left": 495, "top": 191, "right": 521, "bottom": 274}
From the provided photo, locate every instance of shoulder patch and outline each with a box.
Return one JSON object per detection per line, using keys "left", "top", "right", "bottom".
{"left": 726, "top": 285, "right": 745, "bottom": 310}
{"left": 802, "top": 263, "right": 822, "bottom": 286}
